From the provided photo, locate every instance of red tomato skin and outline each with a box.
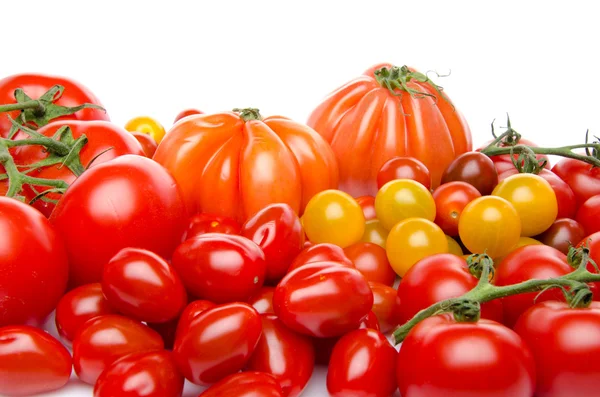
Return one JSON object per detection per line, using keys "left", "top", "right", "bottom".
{"left": 552, "top": 157, "right": 600, "bottom": 207}
{"left": 102, "top": 248, "right": 188, "bottom": 323}
{"left": 93, "top": 350, "right": 184, "bottom": 397}
{"left": 49, "top": 155, "right": 188, "bottom": 287}
{"left": 72, "top": 315, "right": 164, "bottom": 385}
{"left": 0, "top": 325, "right": 72, "bottom": 396}
{"left": 537, "top": 218, "right": 586, "bottom": 255}
{"left": 146, "top": 319, "right": 179, "bottom": 350}
{"left": 377, "top": 156, "right": 431, "bottom": 190}
{"left": 173, "top": 302, "right": 262, "bottom": 385}
{"left": 327, "top": 328, "right": 397, "bottom": 397}
{"left": 344, "top": 243, "right": 396, "bottom": 286}
{"left": 287, "top": 243, "right": 354, "bottom": 273}
{"left": 173, "top": 300, "right": 216, "bottom": 343}
{"left": 199, "top": 371, "right": 284, "bottom": 397}
{"left": 441, "top": 152, "right": 499, "bottom": 196}
{"left": 131, "top": 131, "right": 158, "bottom": 157}
{"left": 356, "top": 196, "right": 377, "bottom": 221}
{"left": 273, "top": 261, "right": 373, "bottom": 337}
{"left": 246, "top": 314, "right": 315, "bottom": 397}
{"left": 576, "top": 231, "right": 600, "bottom": 300}
{"left": 0, "top": 197, "right": 68, "bottom": 327}
{"left": 183, "top": 213, "right": 242, "bottom": 240}
{"left": 514, "top": 301, "right": 600, "bottom": 397}
{"left": 241, "top": 203, "right": 305, "bottom": 284}
{"left": 173, "top": 108, "right": 203, "bottom": 123}
{"left": 248, "top": 287, "right": 275, "bottom": 314}
{"left": 433, "top": 181, "right": 482, "bottom": 236}
{"left": 481, "top": 138, "right": 550, "bottom": 171}
{"left": 369, "top": 282, "right": 402, "bottom": 333}
{"left": 576, "top": 195, "right": 600, "bottom": 236}
{"left": 397, "top": 315, "right": 536, "bottom": 397}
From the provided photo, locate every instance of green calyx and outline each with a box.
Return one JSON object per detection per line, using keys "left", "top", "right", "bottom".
{"left": 373, "top": 65, "right": 449, "bottom": 102}
{"left": 233, "top": 108, "right": 262, "bottom": 122}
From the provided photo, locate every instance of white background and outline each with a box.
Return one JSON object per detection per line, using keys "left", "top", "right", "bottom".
{"left": 1, "top": 1, "right": 599, "bottom": 396}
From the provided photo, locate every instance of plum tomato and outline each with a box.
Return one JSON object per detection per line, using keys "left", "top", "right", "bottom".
{"left": 433, "top": 181, "right": 481, "bottom": 236}
{"left": 537, "top": 218, "right": 586, "bottom": 255}
{"left": 199, "top": 371, "right": 284, "bottom": 397}
{"left": 124, "top": 116, "right": 166, "bottom": 143}
{"left": 247, "top": 287, "right": 275, "bottom": 314}
{"left": 183, "top": 213, "right": 241, "bottom": 240}
{"left": 441, "top": 152, "right": 499, "bottom": 195}
{"left": 344, "top": 242, "right": 396, "bottom": 286}
{"left": 375, "top": 179, "right": 436, "bottom": 230}
{"left": 576, "top": 195, "right": 600, "bottom": 236}
{"left": 355, "top": 195, "right": 377, "bottom": 221}
{"left": 287, "top": 243, "right": 354, "bottom": 273}
{"left": 552, "top": 157, "right": 600, "bottom": 207}
{"left": 130, "top": 131, "right": 158, "bottom": 157}
{"left": 173, "top": 300, "right": 216, "bottom": 343}
{"left": 360, "top": 219, "right": 389, "bottom": 248}
{"left": 377, "top": 156, "right": 431, "bottom": 190}
{"left": 369, "top": 282, "right": 402, "bottom": 333}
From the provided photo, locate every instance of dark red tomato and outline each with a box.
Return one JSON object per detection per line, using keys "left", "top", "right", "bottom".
{"left": 441, "top": 152, "right": 498, "bottom": 195}
{"left": 273, "top": 261, "right": 373, "bottom": 337}
{"left": 131, "top": 131, "right": 158, "bottom": 157}
{"left": 344, "top": 242, "right": 396, "bottom": 286}
{"left": 397, "top": 254, "right": 503, "bottom": 325}
{"left": 49, "top": 155, "right": 188, "bottom": 287}
{"left": 397, "top": 314, "right": 536, "bottom": 397}
{"left": 433, "top": 181, "right": 481, "bottom": 236}
{"left": 0, "top": 197, "right": 68, "bottom": 327}
{"left": 0, "top": 325, "right": 72, "bottom": 396}
{"left": 327, "top": 328, "right": 397, "bottom": 397}
{"left": 173, "top": 302, "right": 262, "bottom": 385}
{"left": 94, "top": 350, "right": 184, "bottom": 397}
{"left": 552, "top": 157, "right": 600, "bottom": 207}
{"left": 102, "top": 248, "right": 187, "bottom": 323}
{"left": 172, "top": 233, "right": 266, "bottom": 303}
{"left": 369, "top": 282, "right": 402, "bottom": 333}
{"left": 174, "top": 300, "right": 216, "bottom": 343}
{"left": 199, "top": 371, "right": 284, "bottom": 397}
{"left": 576, "top": 195, "right": 600, "bottom": 236}
{"left": 183, "top": 213, "right": 242, "bottom": 241}
{"left": 246, "top": 314, "right": 315, "bottom": 397}
{"left": 248, "top": 287, "right": 275, "bottom": 314}
{"left": 356, "top": 196, "right": 377, "bottom": 221}
{"left": 73, "top": 314, "right": 164, "bottom": 385}
{"left": 514, "top": 301, "right": 600, "bottom": 397}
{"left": 495, "top": 245, "right": 572, "bottom": 327}
{"left": 241, "top": 203, "right": 304, "bottom": 284}
{"left": 287, "top": 243, "right": 354, "bottom": 273}
{"left": 377, "top": 156, "right": 431, "bottom": 190}
{"left": 173, "top": 108, "right": 203, "bottom": 124}
{"left": 55, "top": 283, "right": 117, "bottom": 343}
{"left": 537, "top": 218, "right": 586, "bottom": 255}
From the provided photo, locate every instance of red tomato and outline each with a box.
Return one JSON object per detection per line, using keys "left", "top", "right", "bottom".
{"left": 480, "top": 138, "right": 550, "bottom": 171}
{"left": 173, "top": 108, "right": 203, "bottom": 123}
{"left": 514, "top": 301, "right": 600, "bottom": 397}
{"left": 199, "top": 371, "right": 284, "bottom": 397}
{"left": 0, "top": 325, "right": 72, "bottom": 396}
{"left": 173, "top": 302, "right": 262, "bottom": 385}
{"left": 94, "top": 350, "right": 184, "bottom": 397}
{"left": 397, "top": 314, "right": 536, "bottom": 397}
{"left": 246, "top": 314, "right": 315, "bottom": 397}
{"left": 576, "top": 231, "right": 600, "bottom": 298}
{"left": 154, "top": 111, "right": 339, "bottom": 223}
{"left": 146, "top": 319, "right": 179, "bottom": 350}
{"left": 552, "top": 157, "right": 600, "bottom": 207}
{"left": 102, "top": 248, "right": 188, "bottom": 323}
{"left": 287, "top": 243, "right": 354, "bottom": 273}
{"left": 49, "top": 155, "right": 188, "bottom": 287}
{"left": 377, "top": 156, "right": 431, "bottom": 190}
{"left": 131, "top": 131, "right": 158, "bottom": 157}
{"left": 247, "top": 287, "right": 275, "bottom": 314}
{"left": 433, "top": 181, "right": 481, "bottom": 236}
{"left": 369, "top": 282, "right": 402, "bottom": 333}
{"left": 397, "top": 254, "right": 503, "bottom": 325}
{"left": 173, "top": 300, "right": 216, "bottom": 343}
{"left": 73, "top": 315, "right": 164, "bottom": 385}
{"left": 172, "top": 233, "right": 266, "bottom": 303}
{"left": 0, "top": 197, "right": 68, "bottom": 326}
{"left": 183, "top": 213, "right": 241, "bottom": 240}
{"left": 537, "top": 218, "right": 586, "bottom": 254}
{"left": 344, "top": 242, "right": 396, "bottom": 286}
{"left": 273, "top": 261, "right": 373, "bottom": 337}
{"left": 576, "top": 195, "right": 600, "bottom": 236}
{"left": 441, "top": 152, "right": 499, "bottom": 195}
{"left": 356, "top": 195, "right": 377, "bottom": 221}
{"left": 327, "top": 328, "right": 397, "bottom": 397}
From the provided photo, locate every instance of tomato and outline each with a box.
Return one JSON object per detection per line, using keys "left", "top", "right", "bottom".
{"left": 397, "top": 254, "right": 503, "bottom": 325}
{"left": 377, "top": 156, "right": 431, "bottom": 190}
{"left": 369, "top": 282, "right": 402, "bottom": 333}
{"left": 537, "top": 218, "right": 586, "bottom": 255}
{"left": 174, "top": 108, "right": 203, "bottom": 123}
{"left": 480, "top": 138, "right": 550, "bottom": 170}
{"left": 446, "top": 235, "right": 464, "bottom": 256}
{"left": 131, "top": 131, "right": 158, "bottom": 157}
{"left": 375, "top": 179, "right": 436, "bottom": 230}
{"left": 124, "top": 116, "right": 166, "bottom": 143}
{"left": 102, "top": 248, "right": 188, "bottom": 323}
{"left": 344, "top": 242, "right": 396, "bottom": 286}
{"left": 173, "top": 300, "right": 216, "bottom": 343}
{"left": 397, "top": 314, "right": 535, "bottom": 397}
{"left": 0, "top": 73, "right": 109, "bottom": 138}
{"left": 146, "top": 319, "right": 179, "bottom": 350}
{"left": 273, "top": 261, "right": 373, "bottom": 337}
{"left": 247, "top": 287, "right": 275, "bottom": 314}
{"left": 433, "top": 181, "right": 481, "bottom": 236}
{"left": 441, "top": 152, "right": 499, "bottom": 195}
{"left": 50, "top": 155, "right": 188, "bottom": 287}
{"left": 0, "top": 197, "right": 68, "bottom": 326}
{"left": 94, "top": 350, "right": 184, "bottom": 397}
{"left": 356, "top": 195, "right": 377, "bottom": 220}
{"left": 386, "top": 218, "right": 448, "bottom": 277}
{"left": 73, "top": 315, "right": 164, "bottom": 385}
{"left": 458, "top": 196, "right": 521, "bottom": 258}
{"left": 552, "top": 157, "right": 600, "bottom": 207}
{"left": 173, "top": 302, "right": 262, "bottom": 385}
{"left": 183, "top": 213, "right": 241, "bottom": 240}
{"left": 55, "top": 283, "right": 117, "bottom": 343}
{"left": 287, "top": 243, "right": 354, "bottom": 273}
{"left": 199, "top": 372, "right": 284, "bottom": 397}
{"left": 514, "top": 301, "right": 600, "bottom": 397}
{"left": 576, "top": 232, "right": 600, "bottom": 299}
{"left": 576, "top": 195, "right": 600, "bottom": 236}
{"left": 361, "top": 219, "right": 388, "bottom": 247}
{"left": 0, "top": 325, "right": 72, "bottom": 396}
{"left": 154, "top": 111, "right": 339, "bottom": 223}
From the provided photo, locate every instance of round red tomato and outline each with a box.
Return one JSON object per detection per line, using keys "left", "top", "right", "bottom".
{"left": 199, "top": 372, "right": 284, "bottom": 397}
{"left": 173, "top": 300, "right": 216, "bottom": 343}
{"left": 576, "top": 195, "right": 600, "bottom": 236}
{"left": 183, "top": 213, "right": 241, "bottom": 240}
{"left": 369, "top": 282, "right": 402, "bottom": 333}
{"left": 131, "top": 131, "right": 158, "bottom": 157}
{"left": 552, "top": 157, "right": 600, "bottom": 207}
{"left": 356, "top": 196, "right": 377, "bottom": 221}
{"left": 433, "top": 181, "right": 481, "bottom": 236}
{"left": 247, "top": 287, "right": 275, "bottom": 314}
{"left": 287, "top": 243, "right": 354, "bottom": 273}
{"left": 377, "top": 156, "right": 431, "bottom": 190}
{"left": 344, "top": 242, "right": 396, "bottom": 286}
{"left": 173, "top": 108, "right": 203, "bottom": 123}
{"left": 537, "top": 218, "right": 586, "bottom": 255}
{"left": 441, "top": 152, "right": 499, "bottom": 195}
{"left": 480, "top": 138, "right": 550, "bottom": 171}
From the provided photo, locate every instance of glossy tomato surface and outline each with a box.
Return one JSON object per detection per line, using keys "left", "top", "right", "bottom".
{"left": 361, "top": 219, "right": 389, "bottom": 247}
{"left": 124, "top": 116, "right": 166, "bottom": 144}
{"left": 344, "top": 242, "right": 396, "bottom": 286}
{"left": 576, "top": 195, "right": 600, "bottom": 236}
{"left": 375, "top": 179, "right": 436, "bottom": 230}
{"left": 199, "top": 371, "right": 284, "bottom": 397}
{"left": 173, "top": 108, "right": 203, "bottom": 123}
{"left": 537, "top": 218, "right": 586, "bottom": 255}
{"left": 287, "top": 243, "right": 354, "bottom": 273}
{"left": 247, "top": 287, "right": 275, "bottom": 314}
{"left": 441, "top": 152, "right": 498, "bottom": 195}
{"left": 369, "top": 282, "right": 402, "bottom": 333}
{"left": 552, "top": 157, "right": 600, "bottom": 207}
{"left": 173, "top": 300, "right": 217, "bottom": 343}
{"left": 433, "top": 181, "right": 481, "bottom": 236}
{"left": 355, "top": 195, "right": 377, "bottom": 220}
{"left": 131, "top": 131, "right": 158, "bottom": 157}
{"left": 377, "top": 156, "right": 431, "bottom": 190}
{"left": 183, "top": 213, "right": 241, "bottom": 240}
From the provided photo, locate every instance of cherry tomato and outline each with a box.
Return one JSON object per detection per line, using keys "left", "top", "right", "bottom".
{"left": 174, "top": 108, "right": 203, "bottom": 123}
{"left": 173, "top": 300, "right": 216, "bottom": 343}
{"left": 344, "top": 242, "right": 395, "bottom": 286}
{"left": 375, "top": 179, "right": 436, "bottom": 230}
{"left": 360, "top": 219, "right": 389, "bottom": 248}
{"left": 397, "top": 314, "right": 536, "bottom": 397}
{"left": 124, "top": 116, "right": 166, "bottom": 143}
{"left": 102, "top": 248, "right": 188, "bottom": 323}
{"left": 94, "top": 350, "right": 184, "bottom": 397}
{"left": 273, "top": 261, "right": 373, "bottom": 337}
{"left": 446, "top": 235, "right": 464, "bottom": 256}
{"left": 355, "top": 195, "right": 377, "bottom": 220}
{"left": 327, "top": 328, "right": 397, "bottom": 397}
{"left": 441, "top": 152, "right": 499, "bottom": 195}
{"left": 369, "top": 282, "right": 402, "bottom": 333}
{"left": 576, "top": 195, "right": 600, "bottom": 236}
{"left": 377, "top": 156, "right": 431, "bottom": 190}
{"left": 199, "top": 371, "right": 284, "bottom": 397}
{"left": 241, "top": 203, "right": 304, "bottom": 283}
{"left": 458, "top": 196, "right": 521, "bottom": 258}
{"left": 0, "top": 325, "right": 72, "bottom": 396}
{"left": 73, "top": 315, "right": 164, "bottom": 385}
{"left": 552, "top": 157, "right": 600, "bottom": 207}
{"left": 287, "top": 243, "right": 354, "bottom": 273}
{"left": 481, "top": 138, "right": 550, "bottom": 171}
{"left": 433, "top": 181, "right": 481, "bottom": 236}
{"left": 173, "top": 302, "right": 262, "bottom": 385}
{"left": 247, "top": 287, "right": 275, "bottom": 314}
{"left": 183, "top": 213, "right": 241, "bottom": 240}
{"left": 302, "top": 189, "right": 365, "bottom": 248}
{"left": 131, "top": 131, "right": 158, "bottom": 157}
{"left": 386, "top": 218, "right": 448, "bottom": 277}
{"left": 537, "top": 218, "right": 586, "bottom": 255}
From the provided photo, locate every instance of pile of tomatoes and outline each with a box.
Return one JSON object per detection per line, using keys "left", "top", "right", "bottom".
{"left": 1, "top": 66, "right": 600, "bottom": 397}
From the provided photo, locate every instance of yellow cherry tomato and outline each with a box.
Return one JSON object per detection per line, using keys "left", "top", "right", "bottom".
{"left": 360, "top": 219, "right": 389, "bottom": 248}
{"left": 375, "top": 179, "right": 436, "bottom": 230}
{"left": 458, "top": 196, "right": 521, "bottom": 258}
{"left": 446, "top": 235, "right": 464, "bottom": 256}
{"left": 303, "top": 189, "right": 365, "bottom": 248}
{"left": 124, "top": 116, "right": 166, "bottom": 143}
{"left": 492, "top": 173, "right": 558, "bottom": 237}
{"left": 386, "top": 218, "right": 448, "bottom": 277}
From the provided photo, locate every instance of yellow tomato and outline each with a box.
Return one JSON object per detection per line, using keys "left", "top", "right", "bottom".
{"left": 375, "top": 179, "right": 436, "bottom": 230}
{"left": 360, "top": 219, "right": 389, "bottom": 248}
{"left": 124, "top": 116, "right": 166, "bottom": 143}
{"left": 446, "top": 235, "right": 464, "bottom": 256}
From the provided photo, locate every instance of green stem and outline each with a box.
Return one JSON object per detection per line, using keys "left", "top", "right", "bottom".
{"left": 482, "top": 144, "right": 600, "bottom": 167}
{"left": 233, "top": 108, "right": 262, "bottom": 122}
{"left": 0, "top": 100, "right": 44, "bottom": 114}
{"left": 4, "top": 137, "right": 70, "bottom": 156}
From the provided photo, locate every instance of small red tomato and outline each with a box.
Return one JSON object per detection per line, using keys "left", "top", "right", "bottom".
{"left": 172, "top": 233, "right": 266, "bottom": 303}
{"left": 73, "top": 315, "right": 164, "bottom": 385}
{"left": 0, "top": 326, "right": 72, "bottom": 396}
{"left": 102, "top": 248, "right": 187, "bottom": 323}
{"left": 247, "top": 287, "right": 275, "bottom": 314}
{"left": 94, "top": 350, "right": 184, "bottom": 397}
{"left": 356, "top": 196, "right": 377, "bottom": 221}
{"left": 433, "top": 181, "right": 481, "bottom": 236}
{"left": 576, "top": 195, "right": 600, "bottom": 236}
{"left": 481, "top": 138, "right": 550, "bottom": 170}
{"left": 241, "top": 203, "right": 304, "bottom": 284}
{"left": 327, "top": 328, "right": 397, "bottom": 397}
{"left": 174, "top": 108, "right": 203, "bottom": 123}
{"left": 441, "top": 152, "right": 499, "bottom": 195}
{"left": 287, "top": 243, "right": 354, "bottom": 273}
{"left": 183, "top": 213, "right": 242, "bottom": 240}
{"left": 199, "top": 371, "right": 284, "bottom": 397}
{"left": 173, "top": 302, "right": 262, "bottom": 385}
{"left": 344, "top": 243, "right": 396, "bottom": 286}
{"left": 131, "top": 131, "right": 158, "bottom": 157}
{"left": 369, "top": 282, "right": 402, "bottom": 333}
{"left": 377, "top": 156, "right": 431, "bottom": 191}
{"left": 173, "top": 300, "right": 216, "bottom": 343}
{"left": 537, "top": 218, "right": 586, "bottom": 255}
{"left": 552, "top": 157, "right": 600, "bottom": 207}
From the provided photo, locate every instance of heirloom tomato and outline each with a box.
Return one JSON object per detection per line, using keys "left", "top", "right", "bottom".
{"left": 552, "top": 157, "right": 600, "bottom": 207}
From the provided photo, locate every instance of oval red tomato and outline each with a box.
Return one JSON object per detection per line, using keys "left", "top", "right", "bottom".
{"left": 287, "top": 243, "right": 354, "bottom": 273}
{"left": 576, "top": 195, "right": 600, "bottom": 236}
{"left": 173, "top": 300, "right": 216, "bottom": 343}
{"left": 369, "top": 282, "right": 402, "bottom": 333}
{"left": 199, "top": 371, "right": 284, "bottom": 397}
{"left": 183, "top": 213, "right": 241, "bottom": 240}
{"left": 344, "top": 242, "right": 396, "bottom": 286}
{"left": 131, "top": 131, "right": 158, "bottom": 157}
{"left": 552, "top": 157, "right": 600, "bottom": 207}
{"left": 247, "top": 287, "right": 275, "bottom": 314}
